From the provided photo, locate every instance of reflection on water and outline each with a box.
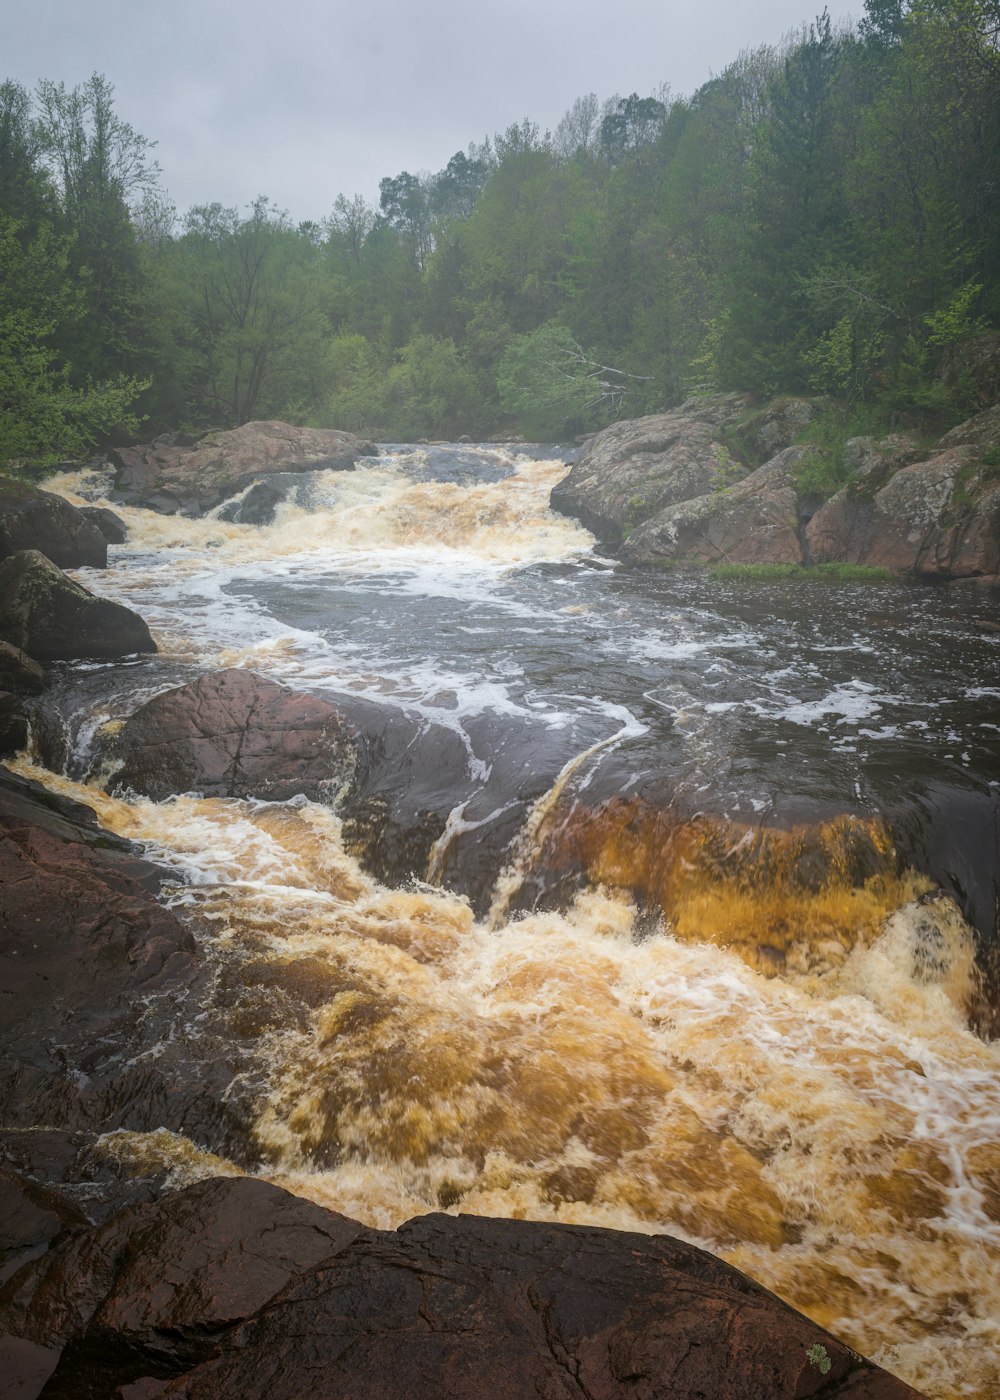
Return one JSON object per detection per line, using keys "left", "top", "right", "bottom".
{"left": 22, "top": 443, "right": 1000, "bottom": 1400}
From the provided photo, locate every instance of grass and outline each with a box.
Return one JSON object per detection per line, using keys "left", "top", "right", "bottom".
{"left": 708, "top": 561, "right": 893, "bottom": 582}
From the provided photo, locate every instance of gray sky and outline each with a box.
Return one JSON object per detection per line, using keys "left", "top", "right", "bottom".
{"left": 7, "top": 0, "right": 849, "bottom": 224}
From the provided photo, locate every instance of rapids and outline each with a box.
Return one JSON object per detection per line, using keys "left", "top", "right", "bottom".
{"left": 17, "top": 443, "right": 1000, "bottom": 1398}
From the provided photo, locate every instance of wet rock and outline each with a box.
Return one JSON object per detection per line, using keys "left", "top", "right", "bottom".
{"left": 0, "top": 641, "right": 46, "bottom": 695}
{"left": 621, "top": 447, "right": 806, "bottom": 568}
{"left": 0, "top": 550, "right": 157, "bottom": 661}
{"left": 110, "top": 421, "right": 379, "bottom": 516}
{"left": 110, "top": 669, "right": 359, "bottom": 802}
{"left": 0, "top": 691, "right": 29, "bottom": 755}
{"left": 0, "top": 478, "right": 108, "bottom": 569}
{"left": 0, "top": 1166, "right": 88, "bottom": 1272}
{"left": 550, "top": 394, "right": 752, "bottom": 545}
{"left": 78, "top": 505, "right": 128, "bottom": 544}
{"left": 0, "top": 1178, "right": 366, "bottom": 1395}
{"left": 0, "top": 766, "right": 201, "bottom": 1150}
{"left": 213, "top": 474, "right": 297, "bottom": 526}
{"left": 0, "top": 1191, "right": 920, "bottom": 1399}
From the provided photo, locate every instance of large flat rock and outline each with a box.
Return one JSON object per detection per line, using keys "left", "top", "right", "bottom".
{"left": 0, "top": 1183, "right": 923, "bottom": 1399}
{"left": 110, "top": 421, "right": 379, "bottom": 515}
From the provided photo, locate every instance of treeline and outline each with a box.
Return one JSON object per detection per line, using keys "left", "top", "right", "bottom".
{"left": 2, "top": 0, "right": 998, "bottom": 460}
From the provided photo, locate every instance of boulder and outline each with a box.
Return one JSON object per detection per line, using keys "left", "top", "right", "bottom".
{"left": 78, "top": 505, "right": 128, "bottom": 544}
{"left": 0, "top": 551, "right": 156, "bottom": 661}
{"left": 0, "top": 640, "right": 46, "bottom": 694}
{"left": 110, "top": 421, "right": 380, "bottom": 515}
{"left": 550, "top": 394, "right": 752, "bottom": 545}
{"left": 807, "top": 446, "right": 1000, "bottom": 578}
{"left": 0, "top": 1188, "right": 921, "bottom": 1400}
{"left": 621, "top": 447, "right": 806, "bottom": 568}
{"left": 0, "top": 478, "right": 108, "bottom": 568}
{"left": 0, "top": 691, "right": 29, "bottom": 755}
{"left": 110, "top": 669, "right": 359, "bottom": 802}
{"left": 213, "top": 473, "right": 297, "bottom": 526}
{"left": 0, "top": 766, "right": 200, "bottom": 1149}
{"left": 736, "top": 395, "right": 825, "bottom": 460}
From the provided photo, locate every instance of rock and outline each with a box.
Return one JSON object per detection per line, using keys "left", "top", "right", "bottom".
{"left": 0, "top": 479, "right": 108, "bottom": 569}
{"left": 550, "top": 394, "right": 752, "bottom": 545}
{"left": 737, "top": 395, "right": 825, "bottom": 460}
{"left": 0, "top": 1178, "right": 365, "bottom": 1394}
{"left": 0, "top": 550, "right": 157, "bottom": 661}
{"left": 110, "top": 422, "right": 380, "bottom": 516}
{"left": 0, "top": 766, "right": 200, "bottom": 1151}
{"left": 0, "top": 1190, "right": 921, "bottom": 1400}
{"left": 807, "top": 447, "right": 1000, "bottom": 578}
{"left": 0, "top": 641, "right": 45, "bottom": 695}
{"left": 78, "top": 505, "right": 128, "bottom": 544}
{"left": 621, "top": 447, "right": 806, "bottom": 568}
{"left": 0, "top": 691, "right": 29, "bottom": 755}
{"left": 110, "top": 669, "right": 359, "bottom": 802}
{"left": 213, "top": 473, "right": 297, "bottom": 526}
{"left": 937, "top": 402, "right": 1000, "bottom": 456}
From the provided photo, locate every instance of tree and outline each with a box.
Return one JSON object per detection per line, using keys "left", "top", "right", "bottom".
{"left": 599, "top": 93, "right": 668, "bottom": 163}
{"left": 0, "top": 216, "right": 146, "bottom": 465}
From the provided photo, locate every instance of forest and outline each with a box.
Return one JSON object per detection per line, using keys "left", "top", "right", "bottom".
{"left": 1, "top": 0, "right": 998, "bottom": 462}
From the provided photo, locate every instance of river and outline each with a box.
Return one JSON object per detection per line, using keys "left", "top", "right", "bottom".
{"left": 23, "top": 442, "right": 1000, "bottom": 1399}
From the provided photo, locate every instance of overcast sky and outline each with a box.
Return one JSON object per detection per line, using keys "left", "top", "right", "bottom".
{"left": 7, "top": 0, "right": 851, "bottom": 224}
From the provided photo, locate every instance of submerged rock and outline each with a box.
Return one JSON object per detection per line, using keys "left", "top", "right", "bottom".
{"left": 110, "top": 421, "right": 380, "bottom": 516}
{"left": 0, "top": 1183, "right": 922, "bottom": 1399}
{"left": 110, "top": 669, "right": 360, "bottom": 802}
{"left": 0, "top": 550, "right": 157, "bottom": 661}
{"left": 0, "top": 478, "right": 108, "bottom": 568}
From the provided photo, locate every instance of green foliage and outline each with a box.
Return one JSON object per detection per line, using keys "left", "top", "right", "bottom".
{"left": 806, "top": 1343, "right": 833, "bottom": 1375}
{"left": 709, "top": 561, "right": 893, "bottom": 581}
{"left": 1, "top": 5, "right": 997, "bottom": 448}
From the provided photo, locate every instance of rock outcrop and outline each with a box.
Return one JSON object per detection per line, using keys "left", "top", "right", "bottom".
{"left": 110, "top": 669, "right": 359, "bottom": 802}
{"left": 550, "top": 394, "right": 752, "bottom": 545}
{"left": 0, "top": 640, "right": 45, "bottom": 694}
{"left": 0, "top": 550, "right": 157, "bottom": 660}
{"left": 807, "top": 431, "right": 1000, "bottom": 580}
{"left": 622, "top": 447, "right": 806, "bottom": 568}
{"left": 110, "top": 421, "right": 380, "bottom": 515}
{"left": 0, "top": 766, "right": 200, "bottom": 1154}
{"left": 0, "top": 478, "right": 108, "bottom": 568}
{"left": 0, "top": 1179, "right": 922, "bottom": 1400}
{"left": 552, "top": 398, "right": 1000, "bottom": 580}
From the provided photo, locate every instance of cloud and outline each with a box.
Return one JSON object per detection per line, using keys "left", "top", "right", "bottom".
{"left": 5, "top": 0, "right": 833, "bottom": 220}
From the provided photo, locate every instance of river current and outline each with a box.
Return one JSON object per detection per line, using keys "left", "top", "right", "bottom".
{"left": 22, "top": 443, "right": 1000, "bottom": 1398}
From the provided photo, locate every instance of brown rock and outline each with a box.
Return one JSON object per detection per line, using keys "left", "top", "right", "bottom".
{"left": 110, "top": 421, "right": 379, "bottom": 516}
{"left": 807, "top": 448, "right": 1000, "bottom": 578}
{"left": 737, "top": 395, "right": 825, "bottom": 460}
{"left": 0, "top": 763, "right": 216, "bottom": 1185}
{"left": 550, "top": 395, "right": 752, "bottom": 545}
{"left": 0, "top": 479, "right": 107, "bottom": 569}
{"left": 937, "top": 402, "right": 1000, "bottom": 455}
{"left": 0, "top": 1192, "right": 922, "bottom": 1400}
{"left": 621, "top": 447, "right": 805, "bottom": 567}
{"left": 110, "top": 669, "right": 359, "bottom": 802}
{"left": 0, "top": 550, "right": 157, "bottom": 660}
{"left": 0, "top": 1178, "right": 365, "bottom": 1393}
{"left": 167, "top": 1210, "right": 920, "bottom": 1399}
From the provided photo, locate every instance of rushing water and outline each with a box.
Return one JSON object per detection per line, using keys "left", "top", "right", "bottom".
{"left": 22, "top": 444, "right": 1000, "bottom": 1398}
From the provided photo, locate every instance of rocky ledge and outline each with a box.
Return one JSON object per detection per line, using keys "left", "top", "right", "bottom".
{"left": 553, "top": 399, "right": 1000, "bottom": 581}
{"left": 110, "top": 421, "right": 380, "bottom": 515}
{"left": 0, "top": 1172, "right": 923, "bottom": 1399}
